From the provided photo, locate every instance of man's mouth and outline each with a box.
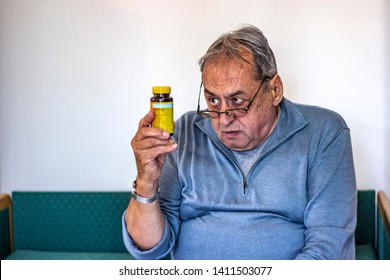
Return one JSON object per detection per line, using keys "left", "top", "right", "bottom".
{"left": 223, "top": 130, "right": 241, "bottom": 138}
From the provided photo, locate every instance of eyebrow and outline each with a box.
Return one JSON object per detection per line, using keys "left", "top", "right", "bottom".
{"left": 204, "top": 87, "right": 248, "bottom": 99}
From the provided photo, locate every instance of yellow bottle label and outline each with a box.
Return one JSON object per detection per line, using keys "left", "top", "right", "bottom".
{"left": 151, "top": 102, "right": 174, "bottom": 134}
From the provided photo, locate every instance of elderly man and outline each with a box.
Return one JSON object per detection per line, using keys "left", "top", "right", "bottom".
{"left": 122, "top": 24, "right": 357, "bottom": 259}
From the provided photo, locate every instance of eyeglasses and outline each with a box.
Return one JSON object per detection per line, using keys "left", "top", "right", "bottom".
{"left": 197, "top": 77, "right": 271, "bottom": 119}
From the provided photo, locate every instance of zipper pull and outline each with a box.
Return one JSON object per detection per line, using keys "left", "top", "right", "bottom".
{"left": 243, "top": 177, "right": 247, "bottom": 194}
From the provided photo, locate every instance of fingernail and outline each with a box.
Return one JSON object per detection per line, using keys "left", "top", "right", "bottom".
{"left": 163, "top": 131, "right": 169, "bottom": 138}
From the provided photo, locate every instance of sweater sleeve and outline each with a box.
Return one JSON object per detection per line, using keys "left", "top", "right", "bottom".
{"left": 122, "top": 212, "right": 173, "bottom": 260}
{"left": 295, "top": 128, "right": 357, "bottom": 259}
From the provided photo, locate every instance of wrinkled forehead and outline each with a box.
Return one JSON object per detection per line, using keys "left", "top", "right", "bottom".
{"left": 201, "top": 53, "right": 256, "bottom": 87}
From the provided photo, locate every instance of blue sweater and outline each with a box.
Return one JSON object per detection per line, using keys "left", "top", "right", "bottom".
{"left": 123, "top": 98, "right": 357, "bottom": 259}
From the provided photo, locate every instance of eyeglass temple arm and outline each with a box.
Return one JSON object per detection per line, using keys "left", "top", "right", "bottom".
{"left": 197, "top": 81, "right": 203, "bottom": 113}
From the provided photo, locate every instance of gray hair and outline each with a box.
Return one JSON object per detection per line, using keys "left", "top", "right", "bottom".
{"left": 198, "top": 24, "right": 277, "bottom": 81}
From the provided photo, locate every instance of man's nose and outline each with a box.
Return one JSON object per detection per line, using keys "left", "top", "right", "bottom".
{"left": 218, "top": 104, "right": 235, "bottom": 125}
{"left": 219, "top": 112, "right": 234, "bottom": 125}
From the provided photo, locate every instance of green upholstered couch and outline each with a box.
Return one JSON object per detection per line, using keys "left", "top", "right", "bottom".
{"left": 355, "top": 190, "right": 377, "bottom": 259}
{"left": 376, "top": 191, "right": 390, "bottom": 260}
{"left": 1, "top": 190, "right": 390, "bottom": 260}
{"left": 355, "top": 190, "right": 390, "bottom": 260}
{"left": 0, "top": 191, "right": 136, "bottom": 260}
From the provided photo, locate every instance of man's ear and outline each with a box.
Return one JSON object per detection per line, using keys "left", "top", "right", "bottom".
{"left": 270, "top": 74, "right": 283, "bottom": 106}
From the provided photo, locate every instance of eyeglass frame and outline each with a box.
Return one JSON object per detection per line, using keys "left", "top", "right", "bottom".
{"left": 196, "top": 76, "right": 272, "bottom": 119}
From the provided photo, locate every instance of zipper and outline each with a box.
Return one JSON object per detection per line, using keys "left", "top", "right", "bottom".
{"left": 243, "top": 176, "right": 247, "bottom": 194}
{"left": 215, "top": 143, "right": 280, "bottom": 195}
{"left": 214, "top": 145, "right": 247, "bottom": 195}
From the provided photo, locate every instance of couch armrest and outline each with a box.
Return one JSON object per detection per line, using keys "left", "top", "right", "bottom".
{"left": 0, "top": 193, "right": 14, "bottom": 259}
{"left": 377, "top": 191, "right": 390, "bottom": 260}
{"left": 0, "top": 194, "right": 12, "bottom": 210}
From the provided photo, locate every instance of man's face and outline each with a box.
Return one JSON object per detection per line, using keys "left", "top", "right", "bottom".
{"left": 201, "top": 52, "right": 282, "bottom": 151}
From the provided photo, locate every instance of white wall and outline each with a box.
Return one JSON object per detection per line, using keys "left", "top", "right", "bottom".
{"left": 0, "top": 0, "right": 389, "bottom": 195}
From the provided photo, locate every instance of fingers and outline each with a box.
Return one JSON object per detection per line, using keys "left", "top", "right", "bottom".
{"left": 133, "top": 110, "right": 176, "bottom": 155}
{"left": 131, "top": 111, "right": 177, "bottom": 183}
{"left": 137, "top": 110, "right": 170, "bottom": 139}
{"left": 132, "top": 134, "right": 176, "bottom": 164}
{"left": 132, "top": 139, "right": 177, "bottom": 184}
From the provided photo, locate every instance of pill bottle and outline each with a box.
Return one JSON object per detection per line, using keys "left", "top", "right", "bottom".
{"left": 150, "top": 86, "right": 174, "bottom": 135}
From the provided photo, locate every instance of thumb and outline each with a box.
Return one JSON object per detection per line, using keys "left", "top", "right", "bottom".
{"left": 139, "top": 110, "right": 155, "bottom": 129}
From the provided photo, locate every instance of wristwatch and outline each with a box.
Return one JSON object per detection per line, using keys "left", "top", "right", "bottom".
{"left": 131, "top": 180, "right": 160, "bottom": 204}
